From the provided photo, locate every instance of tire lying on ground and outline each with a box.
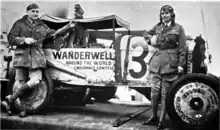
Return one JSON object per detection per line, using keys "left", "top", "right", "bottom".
{"left": 11, "top": 69, "right": 54, "bottom": 114}
{"left": 91, "top": 87, "right": 117, "bottom": 102}
{"left": 167, "top": 73, "right": 219, "bottom": 130}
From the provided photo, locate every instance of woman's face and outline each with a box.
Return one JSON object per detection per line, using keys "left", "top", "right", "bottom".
{"left": 161, "top": 10, "right": 171, "bottom": 23}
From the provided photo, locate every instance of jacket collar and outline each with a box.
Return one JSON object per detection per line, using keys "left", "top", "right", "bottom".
{"left": 164, "top": 21, "right": 171, "bottom": 27}
{"left": 22, "top": 15, "right": 44, "bottom": 28}
{"left": 161, "top": 21, "right": 175, "bottom": 33}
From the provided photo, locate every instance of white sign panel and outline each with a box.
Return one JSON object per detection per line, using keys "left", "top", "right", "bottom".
{"left": 45, "top": 48, "right": 115, "bottom": 83}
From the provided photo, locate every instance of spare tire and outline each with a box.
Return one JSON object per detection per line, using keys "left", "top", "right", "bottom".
{"left": 167, "top": 73, "right": 219, "bottom": 130}
{"left": 207, "top": 73, "right": 219, "bottom": 81}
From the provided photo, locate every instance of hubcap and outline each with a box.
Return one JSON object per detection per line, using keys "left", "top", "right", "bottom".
{"left": 174, "top": 82, "right": 218, "bottom": 125}
{"left": 190, "top": 97, "right": 204, "bottom": 111}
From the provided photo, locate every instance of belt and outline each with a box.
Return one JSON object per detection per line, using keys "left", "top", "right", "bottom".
{"left": 158, "top": 43, "right": 178, "bottom": 50}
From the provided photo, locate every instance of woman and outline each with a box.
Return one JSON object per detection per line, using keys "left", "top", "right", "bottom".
{"left": 142, "top": 5, "right": 186, "bottom": 130}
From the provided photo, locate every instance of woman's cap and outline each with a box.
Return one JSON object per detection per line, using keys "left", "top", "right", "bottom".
{"left": 160, "top": 5, "right": 174, "bottom": 12}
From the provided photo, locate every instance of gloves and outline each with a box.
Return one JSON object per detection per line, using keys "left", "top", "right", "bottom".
{"left": 24, "top": 38, "right": 36, "bottom": 45}
{"left": 178, "top": 66, "right": 184, "bottom": 73}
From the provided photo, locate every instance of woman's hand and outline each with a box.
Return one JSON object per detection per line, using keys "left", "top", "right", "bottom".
{"left": 143, "top": 32, "right": 152, "bottom": 43}
{"left": 178, "top": 66, "right": 184, "bottom": 73}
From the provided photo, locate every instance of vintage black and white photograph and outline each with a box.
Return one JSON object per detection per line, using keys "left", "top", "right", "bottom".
{"left": 0, "top": 0, "right": 219, "bottom": 130}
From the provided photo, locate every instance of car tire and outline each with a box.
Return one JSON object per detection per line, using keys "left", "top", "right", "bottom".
{"left": 167, "top": 73, "right": 219, "bottom": 130}
{"left": 12, "top": 69, "right": 54, "bottom": 114}
{"left": 207, "top": 73, "right": 219, "bottom": 81}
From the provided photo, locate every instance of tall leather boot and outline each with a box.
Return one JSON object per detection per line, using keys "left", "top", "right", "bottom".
{"left": 10, "top": 83, "right": 30, "bottom": 101}
{"left": 1, "top": 95, "right": 13, "bottom": 116}
{"left": 19, "top": 108, "right": 27, "bottom": 118}
{"left": 142, "top": 93, "right": 159, "bottom": 125}
{"left": 12, "top": 83, "right": 30, "bottom": 118}
{"left": 1, "top": 83, "right": 30, "bottom": 117}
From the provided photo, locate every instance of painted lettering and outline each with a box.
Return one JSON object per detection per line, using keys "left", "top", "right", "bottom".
{"left": 91, "top": 52, "right": 100, "bottom": 59}
{"left": 175, "top": 102, "right": 199, "bottom": 125}
{"left": 129, "top": 43, "right": 148, "bottom": 78}
{"left": 75, "top": 52, "right": 79, "bottom": 59}
{"left": 85, "top": 52, "right": 90, "bottom": 60}
{"left": 68, "top": 51, "right": 74, "bottom": 59}
{"left": 80, "top": 52, "right": 84, "bottom": 60}
{"left": 62, "top": 52, "right": 68, "bottom": 59}
{"left": 182, "top": 88, "right": 206, "bottom": 99}
{"left": 100, "top": 52, "right": 104, "bottom": 60}
{"left": 53, "top": 51, "right": 114, "bottom": 60}
{"left": 52, "top": 51, "right": 62, "bottom": 59}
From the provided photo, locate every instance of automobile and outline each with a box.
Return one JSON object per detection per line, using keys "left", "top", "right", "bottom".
{"left": 1, "top": 14, "right": 219, "bottom": 130}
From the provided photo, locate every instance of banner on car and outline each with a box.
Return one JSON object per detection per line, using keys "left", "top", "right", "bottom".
{"left": 45, "top": 48, "right": 115, "bottom": 82}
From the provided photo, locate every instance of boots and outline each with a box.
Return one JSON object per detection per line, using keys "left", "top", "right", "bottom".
{"left": 10, "top": 83, "right": 30, "bottom": 101}
{"left": 142, "top": 116, "right": 158, "bottom": 125}
{"left": 1, "top": 83, "right": 30, "bottom": 116}
{"left": 157, "top": 121, "right": 165, "bottom": 130}
{"left": 19, "top": 110, "right": 27, "bottom": 118}
{"left": 1, "top": 95, "right": 13, "bottom": 116}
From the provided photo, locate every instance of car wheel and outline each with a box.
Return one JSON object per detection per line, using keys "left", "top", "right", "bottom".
{"left": 167, "top": 73, "right": 219, "bottom": 130}
{"left": 12, "top": 69, "right": 54, "bottom": 114}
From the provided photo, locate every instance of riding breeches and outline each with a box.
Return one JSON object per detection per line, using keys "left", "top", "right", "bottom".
{"left": 148, "top": 71, "right": 179, "bottom": 99}
{"left": 15, "top": 68, "right": 42, "bottom": 88}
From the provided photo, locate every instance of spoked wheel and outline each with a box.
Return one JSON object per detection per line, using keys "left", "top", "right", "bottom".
{"left": 12, "top": 70, "right": 54, "bottom": 114}
{"left": 167, "top": 73, "right": 219, "bottom": 130}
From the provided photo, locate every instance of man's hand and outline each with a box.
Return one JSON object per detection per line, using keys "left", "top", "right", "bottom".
{"left": 178, "top": 66, "right": 184, "bottom": 73}
{"left": 24, "top": 38, "right": 36, "bottom": 45}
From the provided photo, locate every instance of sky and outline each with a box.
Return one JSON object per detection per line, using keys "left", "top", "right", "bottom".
{"left": 1, "top": 0, "right": 220, "bottom": 76}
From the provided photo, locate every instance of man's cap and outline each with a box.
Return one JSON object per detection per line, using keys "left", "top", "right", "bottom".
{"left": 26, "top": 3, "right": 39, "bottom": 11}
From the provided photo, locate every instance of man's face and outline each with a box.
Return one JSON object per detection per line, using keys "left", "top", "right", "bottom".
{"left": 27, "top": 9, "right": 39, "bottom": 20}
{"left": 161, "top": 10, "right": 171, "bottom": 23}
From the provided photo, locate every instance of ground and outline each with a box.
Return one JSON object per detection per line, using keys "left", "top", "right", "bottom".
{"left": 1, "top": 100, "right": 176, "bottom": 130}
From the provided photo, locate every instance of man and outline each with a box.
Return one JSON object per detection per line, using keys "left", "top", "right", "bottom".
{"left": 1, "top": 3, "right": 75, "bottom": 117}
{"left": 142, "top": 5, "right": 186, "bottom": 130}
